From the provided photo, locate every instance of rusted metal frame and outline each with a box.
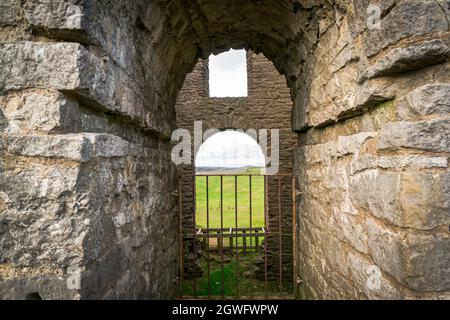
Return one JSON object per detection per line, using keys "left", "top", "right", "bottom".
{"left": 196, "top": 233, "right": 268, "bottom": 239}
{"left": 196, "top": 173, "right": 293, "bottom": 177}
{"left": 249, "top": 175, "right": 253, "bottom": 250}
{"left": 264, "top": 175, "right": 268, "bottom": 297}
{"left": 292, "top": 174, "right": 297, "bottom": 299}
{"left": 193, "top": 175, "right": 197, "bottom": 297}
{"left": 220, "top": 175, "right": 225, "bottom": 298}
{"left": 203, "top": 227, "right": 263, "bottom": 232}
{"left": 234, "top": 175, "right": 240, "bottom": 298}
{"left": 206, "top": 176, "right": 211, "bottom": 298}
{"left": 189, "top": 232, "right": 289, "bottom": 239}
{"left": 249, "top": 175, "right": 254, "bottom": 298}
{"left": 278, "top": 175, "right": 282, "bottom": 295}
{"left": 178, "top": 175, "right": 184, "bottom": 298}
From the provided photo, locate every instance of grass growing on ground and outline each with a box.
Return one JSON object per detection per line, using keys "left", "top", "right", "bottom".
{"left": 181, "top": 254, "right": 290, "bottom": 298}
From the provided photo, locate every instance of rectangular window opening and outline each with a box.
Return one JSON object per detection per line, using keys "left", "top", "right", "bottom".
{"left": 209, "top": 49, "right": 248, "bottom": 97}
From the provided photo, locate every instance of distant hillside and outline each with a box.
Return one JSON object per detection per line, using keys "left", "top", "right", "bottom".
{"left": 196, "top": 166, "right": 265, "bottom": 175}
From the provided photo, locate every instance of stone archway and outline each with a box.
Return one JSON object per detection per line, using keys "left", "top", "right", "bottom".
{"left": 0, "top": 0, "right": 449, "bottom": 299}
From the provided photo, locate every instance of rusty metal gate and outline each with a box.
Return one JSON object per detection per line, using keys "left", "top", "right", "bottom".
{"left": 178, "top": 173, "right": 298, "bottom": 299}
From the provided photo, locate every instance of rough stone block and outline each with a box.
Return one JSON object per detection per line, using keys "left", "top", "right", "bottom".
{"left": 0, "top": 42, "right": 80, "bottom": 91}
{"left": 6, "top": 133, "right": 133, "bottom": 162}
{"left": 404, "top": 231, "right": 450, "bottom": 292}
{"left": 350, "top": 169, "right": 400, "bottom": 224}
{"left": 366, "top": 218, "right": 450, "bottom": 292}
{"left": 334, "top": 211, "right": 368, "bottom": 254}
{"left": 350, "top": 155, "right": 448, "bottom": 174}
{"left": 23, "top": 0, "right": 88, "bottom": 33}
{"left": 0, "top": 275, "right": 78, "bottom": 300}
{"left": 0, "top": 0, "right": 23, "bottom": 27}
{"left": 365, "top": 219, "right": 404, "bottom": 284}
{"left": 396, "top": 83, "right": 450, "bottom": 120}
{"left": 347, "top": 251, "right": 402, "bottom": 299}
{"left": 363, "top": 0, "right": 449, "bottom": 57}
{"left": 398, "top": 171, "right": 450, "bottom": 230}
{"left": 363, "top": 39, "right": 450, "bottom": 80}
{"left": 351, "top": 169, "right": 450, "bottom": 230}
{"left": 379, "top": 119, "right": 450, "bottom": 152}
{"left": 0, "top": 164, "right": 79, "bottom": 204}
{"left": 0, "top": 42, "right": 172, "bottom": 137}
{"left": 0, "top": 90, "right": 81, "bottom": 134}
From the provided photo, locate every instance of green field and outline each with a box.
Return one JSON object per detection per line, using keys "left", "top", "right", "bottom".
{"left": 181, "top": 255, "right": 291, "bottom": 298}
{"left": 195, "top": 174, "right": 265, "bottom": 229}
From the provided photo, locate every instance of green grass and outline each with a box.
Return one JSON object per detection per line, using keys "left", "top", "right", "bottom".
{"left": 181, "top": 254, "right": 290, "bottom": 298}
{"left": 195, "top": 175, "right": 265, "bottom": 229}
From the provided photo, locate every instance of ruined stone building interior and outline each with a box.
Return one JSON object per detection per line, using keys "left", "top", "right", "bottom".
{"left": 0, "top": 0, "right": 449, "bottom": 301}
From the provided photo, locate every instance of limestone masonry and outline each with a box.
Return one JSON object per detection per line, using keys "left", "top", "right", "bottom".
{"left": 0, "top": 0, "right": 449, "bottom": 299}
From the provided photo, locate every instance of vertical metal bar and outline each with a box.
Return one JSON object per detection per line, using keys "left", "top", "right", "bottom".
{"left": 249, "top": 178, "right": 254, "bottom": 299}
{"left": 220, "top": 175, "right": 224, "bottom": 298}
{"left": 193, "top": 174, "right": 197, "bottom": 297}
{"left": 255, "top": 230, "right": 259, "bottom": 254}
{"left": 249, "top": 175, "right": 252, "bottom": 249}
{"left": 230, "top": 234, "right": 233, "bottom": 254}
{"left": 292, "top": 174, "right": 297, "bottom": 299}
{"left": 243, "top": 230, "right": 247, "bottom": 254}
{"left": 278, "top": 175, "right": 282, "bottom": 295}
{"left": 264, "top": 175, "right": 268, "bottom": 297}
{"left": 206, "top": 176, "right": 210, "bottom": 298}
{"left": 178, "top": 175, "right": 184, "bottom": 298}
{"left": 235, "top": 175, "right": 240, "bottom": 298}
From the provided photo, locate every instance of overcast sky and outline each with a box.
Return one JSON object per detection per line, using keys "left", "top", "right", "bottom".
{"left": 195, "top": 131, "right": 265, "bottom": 168}
{"left": 209, "top": 49, "right": 248, "bottom": 97}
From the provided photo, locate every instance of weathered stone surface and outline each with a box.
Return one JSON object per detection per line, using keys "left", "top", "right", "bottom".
{"left": 396, "top": 83, "right": 450, "bottom": 120}
{"left": 362, "top": 0, "right": 449, "bottom": 57}
{"left": 0, "top": 42, "right": 172, "bottom": 137}
{"left": 0, "top": 276, "right": 78, "bottom": 300}
{"left": 350, "top": 155, "right": 449, "bottom": 174}
{"left": 351, "top": 169, "right": 450, "bottom": 230}
{"left": 0, "top": 90, "right": 81, "bottom": 134}
{"left": 1, "top": 141, "right": 179, "bottom": 299}
{"left": 366, "top": 218, "right": 450, "bottom": 292}
{"left": 379, "top": 118, "right": 450, "bottom": 152}
{"left": 23, "top": 0, "right": 88, "bottom": 33}
{"left": 0, "top": 160, "right": 80, "bottom": 202}
{"left": 404, "top": 231, "right": 450, "bottom": 292}
{"left": 0, "top": 0, "right": 23, "bottom": 27}
{"left": 0, "top": 42, "right": 80, "bottom": 91}
{"left": 363, "top": 39, "right": 450, "bottom": 80}
{"left": 350, "top": 170, "right": 400, "bottom": 224}
{"left": 6, "top": 133, "right": 137, "bottom": 162}
{"left": 347, "top": 252, "right": 402, "bottom": 300}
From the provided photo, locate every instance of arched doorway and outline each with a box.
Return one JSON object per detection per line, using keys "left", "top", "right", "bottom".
{"left": 176, "top": 50, "right": 298, "bottom": 299}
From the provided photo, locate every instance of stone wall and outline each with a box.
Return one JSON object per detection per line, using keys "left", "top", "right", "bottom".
{"left": 0, "top": 0, "right": 180, "bottom": 299}
{"left": 175, "top": 52, "right": 297, "bottom": 282}
{"left": 293, "top": 1, "right": 450, "bottom": 299}
{"left": 0, "top": 0, "right": 448, "bottom": 300}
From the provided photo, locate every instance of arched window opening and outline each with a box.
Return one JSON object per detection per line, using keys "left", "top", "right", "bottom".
{"left": 195, "top": 130, "right": 266, "bottom": 243}
{"left": 195, "top": 131, "right": 265, "bottom": 173}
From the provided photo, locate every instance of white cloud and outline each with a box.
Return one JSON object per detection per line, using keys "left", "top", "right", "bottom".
{"left": 195, "top": 131, "right": 265, "bottom": 168}
{"left": 209, "top": 49, "right": 248, "bottom": 97}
